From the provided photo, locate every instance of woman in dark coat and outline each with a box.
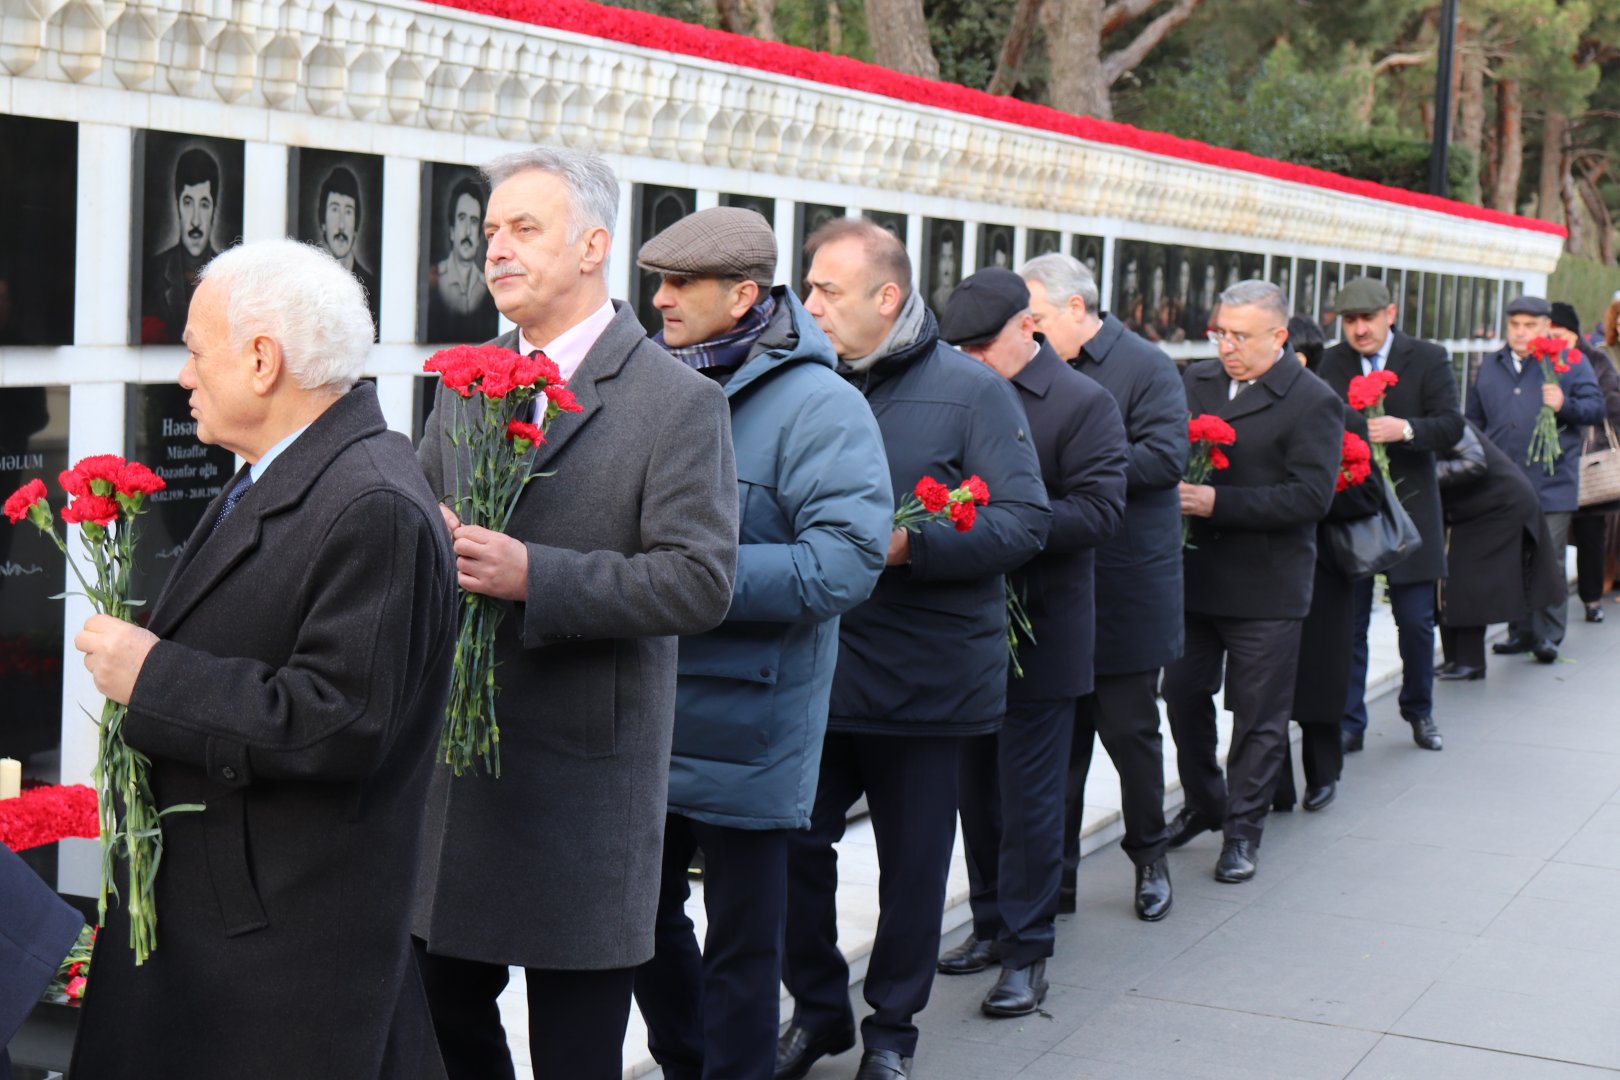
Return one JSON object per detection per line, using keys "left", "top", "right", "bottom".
{"left": 1435, "top": 422, "right": 1565, "bottom": 678}
{"left": 1275, "top": 320, "right": 1383, "bottom": 812}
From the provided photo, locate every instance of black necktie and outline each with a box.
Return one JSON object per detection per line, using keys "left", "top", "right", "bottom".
{"left": 212, "top": 473, "right": 253, "bottom": 532}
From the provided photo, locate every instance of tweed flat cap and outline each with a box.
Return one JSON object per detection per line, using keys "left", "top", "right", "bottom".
{"left": 637, "top": 207, "right": 777, "bottom": 288}
{"left": 1336, "top": 277, "right": 1393, "bottom": 315}
{"left": 1505, "top": 295, "right": 1551, "bottom": 317}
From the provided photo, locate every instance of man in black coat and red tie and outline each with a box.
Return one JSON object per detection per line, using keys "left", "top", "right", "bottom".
{"left": 936, "top": 268, "right": 1127, "bottom": 1018}
{"left": 1163, "top": 280, "right": 1342, "bottom": 883}
{"left": 1315, "top": 277, "right": 1462, "bottom": 753}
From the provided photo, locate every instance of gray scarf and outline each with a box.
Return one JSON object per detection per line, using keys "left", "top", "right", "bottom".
{"left": 844, "top": 289, "right": 929, "bottom": 373}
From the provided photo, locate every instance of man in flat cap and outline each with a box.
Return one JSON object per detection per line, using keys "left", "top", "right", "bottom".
{"left": 1467, "top": 294, "right": 1603, "bottom": 663}
{"left": 938, "top": 268, "right": 1126, "bottom": 1018}
{"left": 630, "top": 206, "right": 894, "bottom": 1080}
{"left": 1315, "top": 276, "right": 1462, "bottom": 758}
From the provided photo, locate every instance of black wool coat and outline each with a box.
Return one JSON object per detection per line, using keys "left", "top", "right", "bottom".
{"left": 71, "top": 384, "right": 456, "bottom": 1080}
{"left": 412, "top": 304, "right": 739, "bottom": 972}
{"left": 1007, "top": 342, "right": 1127, "bottom": 701}
{"left": 1317, "top": 328, "right": 1464, "bottom": 584}
{"left": 1071, "top": 315, "right": 1189, "bottom": 675}
{"left": 1182, "top": 356, "right": 1343, "bottom": 621}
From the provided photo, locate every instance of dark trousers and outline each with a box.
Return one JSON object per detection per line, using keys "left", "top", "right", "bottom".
{"left": 415, "top": 940, "right": 634, "bottom": 1080}
{"left": 634, "top": 813, "right": 788, "bottom": 1080}
{"left": 1063, "top": 670, "right": 1169, "bottom": 888}
{"left": 1162, "top": 615, "right": 1302, "bottom": 844}
{"left": 958, "top": 697, "right": 1073, "bottom": 968}
{"left": 1572, "top": 512, "right": 1610, "bottom": 605}
{"left": 1511, "top": 510, "right": 1571, "bottom": 646}
{"left": 1343, "top": 577, "right": 1436, "bottom": 736}
{"left": 784, "top": 731, "right": 961, "bottom": 1058}
{"left": 1274, "top": 724, "right": 1342, "bottom": 806}
{"left": 1439, "top": 624, "right": 1486, "bottom": 669}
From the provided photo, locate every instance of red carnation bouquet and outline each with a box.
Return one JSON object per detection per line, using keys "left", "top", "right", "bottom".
{"left": 1182, "top": 414, "right": 1236, "bottom": 547}
{"left": 1526, "top": 335, "right": 1580, "bottom": 475}
{"left": 6, "top": 456, "right": 200, "bottom": 965}
{"left": 1347, "top": 369, "right": 1400, "bottom": 483}
{"left": 1338, "top": 430, "right": 1373, "bottom": 492}
{"left": 43, "top": 923, "right": 96, "bottom": 1006}
{"left": 423, "top": 344, "right": 583, "bottom": 777}
{"left": 892, "top": 474, "right": 989, "bottom": 533}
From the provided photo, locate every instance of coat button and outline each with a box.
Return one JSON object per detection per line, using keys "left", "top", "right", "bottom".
{"left": 760, "top": 667, "right": 772, "bottom": 678}
{"left": 221, "top": 765, "right": 237, "bottom": 781}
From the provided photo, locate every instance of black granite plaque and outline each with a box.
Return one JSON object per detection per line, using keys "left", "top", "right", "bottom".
{"left": 0, "top": 116, "right": 77, "bottom": 346}
{"left": 793, "top": 203, "right": 845, "bottom": 296}
{"left": 418, "top": 162, "right": 497, "bottom": 345}
{"left": 1071, "top": 235, "right": 1104, "bottom": 285}
{"left": 977, "top": 224, "right": 1014, "bottom": 271}
{"left": 1026, "top": 230, "right": 1061, "bottom": 258}
{"left": 0, "top": 386, "right": 68, "bottom": 776}
{"left": 130, "top": 130, "right": 245, "bottom": 346}
{"left": 923, "top": 219, "right": 964, "bottom": 314}
{"left": 414, "top": 375, "right": 438, "bottom": 447}
{"left": 864, "top": 210, "right": 908, "bottom": 246}
{"left": 123, "top": 384, "right": 236, "bottom": 617}
{"left": 720, "top": 193, "right": 775, "bottom": 227}
{"left": 289, "top": 148, "right": 385, "bottom": 340}
{"left": 632, "top": 184, "right": 697, "bottom": 334}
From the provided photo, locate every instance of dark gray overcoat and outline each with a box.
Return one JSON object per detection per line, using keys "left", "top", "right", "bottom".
{"left": 411, "top": 303, "right": 739, "bottom": 971}
{"left": 71, "top": 383, "right": 456, "bottom": 1080}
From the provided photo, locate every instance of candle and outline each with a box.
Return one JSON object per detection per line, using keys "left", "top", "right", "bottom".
{"left": 0, "top": 758, "right": 20, "bottom": 800}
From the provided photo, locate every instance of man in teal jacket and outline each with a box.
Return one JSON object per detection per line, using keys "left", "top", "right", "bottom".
{"left": 631, "top": 207, "right": 893, "bottom": 1080}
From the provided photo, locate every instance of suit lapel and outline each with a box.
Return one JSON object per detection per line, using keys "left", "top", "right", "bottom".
{"left": 526, "top": 304, "right": 640, "bottom": 475}
{"left": 146, "top": 491, "right": 266, "bottom": 638}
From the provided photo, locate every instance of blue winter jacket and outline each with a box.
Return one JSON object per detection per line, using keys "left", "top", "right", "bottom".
{"left": 1466, "top": 345, "right": 1604, "bottom": 513}
{"left": 668, "top": 290, "right": 892, "bottom": 830}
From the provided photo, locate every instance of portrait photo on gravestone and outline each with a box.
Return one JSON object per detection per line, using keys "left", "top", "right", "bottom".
{"left": 130, "top": 130, "right": 245, "bottom": 346}
{"left": 418, "top": 162, "right": 498, "bottom": 345}
{"left": 0, "top": 114, "right": 78, "bottom": 347}
{"left": 288, "top": 147, "right": 384, "bottom": 338}
{"left": 925, "top": 217, "right": 963, "bottom": 314}
{"left": 632, "top": 183, "right": 696, "bottom": 333}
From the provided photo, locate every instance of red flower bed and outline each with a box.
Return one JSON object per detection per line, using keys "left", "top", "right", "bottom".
{"left": 0, "top": 784, "right": 99, "bottom": 852}
{"left": 430, "top": 0, "right": 1563, "bottom": 238}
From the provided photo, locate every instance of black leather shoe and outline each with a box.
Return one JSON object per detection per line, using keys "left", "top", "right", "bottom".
{"left": 1409, "top": 716, "right": 1443, "bottom": 751}
{"left": 981, "top": 960, "right": 1048, "bottom": 1017}
{"left": 937, "top": 934, "right": 1001, "bottom": 975}
{"left": 1166, "top": 807, "right": 1220, "bottom": 848}
{"left": 1492, "top": 636, "right": 1534, "bottom": 655}
{"left": 1533, "top": 640, "right": 1559, "bottom": 664}
{"left": 1436, "top": 664, "right": 1485, "bottom": 681}
{"left": 1214, "top": 838, "right": 1257, "bottom": 883}
{"left": 773, "top": 1022, "right": 855, "bottom": 1079}
{"left": 1135, "top": 856, "right": 1172, "bottom": 921}
{"left": 1341, "top": 729, "right": 1364, "bottom": 753}
{"left": 1302, "top": 782, "right": 1336, "bottom": 812}
{"left": 1057, "top": 884, "right": 1076, "bottom": 915}
{"left": 1586, "top": 604, "right": 1605, "bottom": 623}
{"left": 854, "top": 1048, "right": 911, "bottom": 1080}
{"left": 1436, "top": 659, "right": 1456, "bottom": 676}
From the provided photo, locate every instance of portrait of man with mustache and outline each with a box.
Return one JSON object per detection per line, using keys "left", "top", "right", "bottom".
{"left": 420, "top": 165, "right": 497, "bottom": 344}
{"left": 138, "top": 140, "right": 241, "bottom": 346}
{"left": 318, "top": 165, "right": 381, "bottom": 336}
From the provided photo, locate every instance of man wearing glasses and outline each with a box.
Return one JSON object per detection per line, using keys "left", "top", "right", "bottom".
{"left": 1162, "top": 281, "right": 1342, "bottom": 883}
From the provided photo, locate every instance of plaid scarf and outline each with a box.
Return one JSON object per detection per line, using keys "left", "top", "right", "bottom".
{"left": 657, "top": 296, "right": 776, "bottom": 371}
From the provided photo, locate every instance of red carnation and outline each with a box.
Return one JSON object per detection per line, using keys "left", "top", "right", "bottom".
{"left": 72, "top": 455, "right": 126, "bottom": 493}
{"left": 915, "top": 477, "right": 951, "bottom": 514}
{"left": 1337, "top": 431, "right": 1373, "bottom": 492}
{"left": 1208, "top": 447, "right": 1230, "bottom": 470}
{"left": 506, "top": 420, "right": 544, "bottom": 447}
{"left": 1528, "top": 336, "right": 1565, "bottom": 362}
{"left": 949, "top": 499, "right": 977, "bottom": 532}
{"left": 1347, "top": 370, "right": 1399, "bottom": 411}
{"left": 963, "top": 475, "right": 990, "bottom": 506}
{"left": 115, "top": 461, "right": 166, "bottom": 498}
{"left": 545, "top": 383, "right": 584, "bottom": 413}
{"left": 65, "top": 975, "right": 87, "bottom": 1000}
{"left": 1187, "top": 414, "right": 1236, "bottom": 446}
{"left": 4, "top": 478, "right": 47, "bottom": 524}
{"left": 60, "top": 494, "right": 120, "bottom": 527}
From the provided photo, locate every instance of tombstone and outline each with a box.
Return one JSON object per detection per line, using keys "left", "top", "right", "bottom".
{"left": 288, "top": 148, "right": 385, "bottom": 340}
{"left": 1071, "top": 234, "right": 1104, "bottom": 284}
{"left": 863, "top": 210, "right": 908, "bottom": 246}
{"left": 923, "top": 219, "right": 964, "bottom": 315}
{"left": 418, "top": 162, "right": 498, "bottom": 345}
{"left": 1027, "top": 229, "right": 1060, "bottom": 257}
{"left": 632, "top": 184, "right": 697, "bottom": 334}
{"left": 0, "top": 115, "right": 77, "bottom": 346}
{"left": 977, "top": 224, "right": 1014, "bottom": 271}
{"left": 720, "top": 193, "right": 775, "bottom": 226}
{"left": 793, "top": 203, "right": 844, "bottom": 297}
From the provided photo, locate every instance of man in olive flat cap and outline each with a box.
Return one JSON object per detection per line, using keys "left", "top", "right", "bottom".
{"left": 939, "top": 268, "right": 1125, "bottom": 1018}
{"left": 630, "top": 205, "right": 893, "bottom": 1080}
{"left": 1315, "top": 276, "right": 1462, "bottom": 758}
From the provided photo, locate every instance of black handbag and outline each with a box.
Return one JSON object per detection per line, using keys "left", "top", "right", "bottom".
{"left": 1321, "top": 477, "right": 1423, "bottom": 579}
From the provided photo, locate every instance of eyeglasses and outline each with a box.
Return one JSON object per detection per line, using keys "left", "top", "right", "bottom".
{"left": 1207, "top": 326, "right": 1284, "bottom": 348}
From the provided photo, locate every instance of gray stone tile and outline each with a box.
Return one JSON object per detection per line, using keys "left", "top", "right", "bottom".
{"left": 1521, "top": 859, "right": 1620, "bottom": 907}
{"left": 1131, "top": 905, "right": 1473, "bottom": 1030}
{"left": 1252, "top": 834, "right": 1538, "bottom": 934}
{"left": 1345, "top": 1035, "right": 1620, "bottom": 1079}
{"left": 1554, "top": 803, "right": 1620, "bottom": 870}
{"left": 1481, "top": 894, "right": 1620, "bottom": 956}
{"left": 920, "top": 971, "right": 1111, "bottom": 1055}
{"left": 1046, "top": 890, "right": 1245, "bottom": 994}
{"left": 1420, "top": 741, "right": 1620, "bottom": 805}
{"left": 1486, "top": 706, "right": 1620, "bottom": 757}
{"left": 1044, "top": 994, "right": 1378, "bottom": 1080}
{"left": 1348, "top": 782, "right": 1596, "bottom": 860}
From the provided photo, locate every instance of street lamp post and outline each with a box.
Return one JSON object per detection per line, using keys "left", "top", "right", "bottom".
{"left": 1429, "top": 0, "right": 1460, "bottom": 198}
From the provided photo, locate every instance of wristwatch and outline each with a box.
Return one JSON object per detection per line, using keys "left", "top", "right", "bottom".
{"left": 1402, "top": 421, "right": 1415, "bottom": 442}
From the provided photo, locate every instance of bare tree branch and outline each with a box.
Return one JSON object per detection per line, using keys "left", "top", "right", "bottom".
{"left": 1099, "top": 0, "right": 1159, "bottom": 37}
{"left": 988, "top": 0, "right": 1045, "bottom": 95}
{"left": 1101, "top": 0, "right": 1203, "bottom": 85}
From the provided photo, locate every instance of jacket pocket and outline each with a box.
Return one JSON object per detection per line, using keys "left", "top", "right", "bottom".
{"left": 203, "top": 791, "right": 268, "bottom": 937}
{"left": 536, "top": 640, "right": 620, "bottom": 759}
{"left": 674, "top": 630, "right": 783, "bottom": 765}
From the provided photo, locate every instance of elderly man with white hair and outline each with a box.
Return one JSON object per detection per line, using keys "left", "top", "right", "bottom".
{"left": 70, "top": 238, "right": 457, "bottom": 1079}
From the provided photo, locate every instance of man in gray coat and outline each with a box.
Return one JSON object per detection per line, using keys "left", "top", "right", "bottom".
{"left": 630, "top": 207, "right": 892, "bottom": 1080}
{"left": 412, "top": 148, "right": 740, "bottom": 1080}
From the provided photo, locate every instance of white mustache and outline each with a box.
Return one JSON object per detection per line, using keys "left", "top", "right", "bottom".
{"left": 487, "top": 262, "right": 525, "bottom": 285}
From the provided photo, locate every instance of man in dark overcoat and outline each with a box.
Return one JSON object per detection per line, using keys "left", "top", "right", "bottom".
{"left": 1316, "top": 277, "right": 1462, "bottom": 753}
{"left": 1, "top": 845, "right": 83, "bottom": 1080}
{"left": 1162, "top": 280, "right": 1342, "bottom": 884}
{"left": 938, "top": 268, "right": 1126, "bottom": 1018}
{"left": 776, "top": 220, "right": 1050, "bottom": 1080}
{"left": 411, "top": 147, "right": 739, "bottom": 1080}
{"left": 69, "top": 238, "right": 455, "bottom": 1079}
{"left": 1466, "top": 294, "right": 1603, "bottom": 663}
{"left": 1022, "top": 252, "right": 1187, "bottom": 922}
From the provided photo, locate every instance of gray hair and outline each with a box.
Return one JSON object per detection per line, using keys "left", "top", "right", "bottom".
{"left": 199, "top": 239, "right": 371, "bottom": 393}
{"left": 1219, "top": 279, "right": 1288, "bottom": 324}
{"left": 484, "top": 146, "right": 619, "bottom": 243}
{"left": 1019, "top": 252, "right": 1098, "bottom": 313}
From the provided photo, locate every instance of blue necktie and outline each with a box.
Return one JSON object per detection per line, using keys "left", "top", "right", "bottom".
{"left": 1367, "top": 353, "right": 1382, "bottom": 372}
{"left": 212, "top": 473, "right": 253, "bottom": 532}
